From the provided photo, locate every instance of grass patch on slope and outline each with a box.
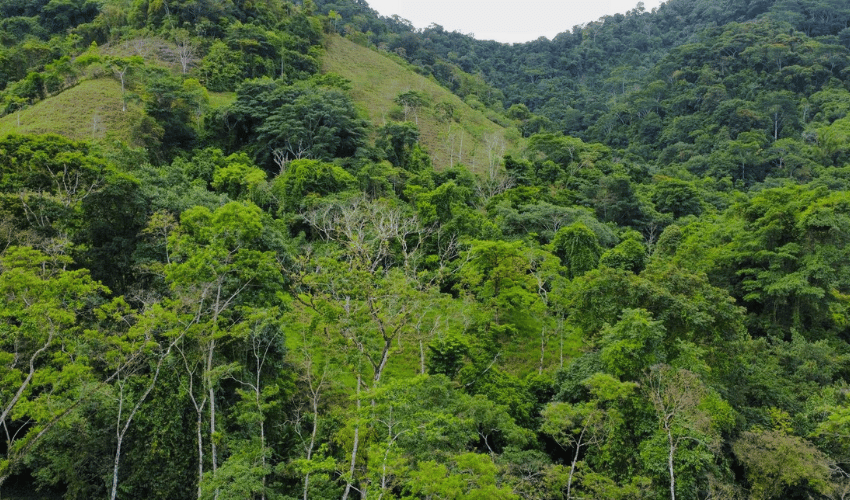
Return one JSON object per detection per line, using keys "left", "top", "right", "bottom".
{"left": 208, "top": 91, "right": 236, "bottom": 109}
{"left": 322, "top": 35, "right": 521, "bottom": 172}
{"left": 0, "top": 78, "right": 144, "bottom": 146}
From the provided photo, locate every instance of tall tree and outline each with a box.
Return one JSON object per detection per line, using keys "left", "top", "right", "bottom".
{"left": 0, "top": 247, "right": 109, "bottom": 487}
{"left": 643, "top": 365, "right": 731, "bottom": 500}
{"left": 166, "top": 201, "right": 281, "bottom": 498}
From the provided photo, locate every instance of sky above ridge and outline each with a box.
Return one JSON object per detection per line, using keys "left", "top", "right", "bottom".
{"left": 366, "top": 0, "right": 665, "bottom": 44}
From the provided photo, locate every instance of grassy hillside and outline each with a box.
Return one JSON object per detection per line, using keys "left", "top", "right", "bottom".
{"left": 322, "top": 35, "right": 521, "bottom": 172}
{"left": 1, "top": 35, "right": 519, "bottom": 173}
{"left": 0, "top": 78, "right": 144, "bottom": 145}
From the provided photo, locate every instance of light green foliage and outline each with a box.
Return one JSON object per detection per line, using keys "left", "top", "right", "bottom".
{"left": 271, "top": 159, "right": 355, "bottom": 213}
{"left": 551, "top": 222, "right": 602, "bottom": 280}
{"left": 526, "top": 133, "right": 611, "bottom": 188}
{"left": 574, "top": 472, "right": 653, "bottom": 500}
{"left": 5, "top": 1, "right": 850, "bottom": 497}
{"left": 818, "top": 397, "right": 850, "bottom": 446}
{"left": 404, "top": 452, "right": 519, "bottom": 500}
{"left": 165, "top": 201, "right": 283, "bottom": 494}
{"left": 366, "top": 375, "right": 529, "bottom": 458}
{"left": 200, "top": 40, "right": 248, "bottom": 92}
{"left": 818, "top": 116, "right": 850, "bottom": 165}
{"left": 732, "top": 429, "right": 831, "bottom": 499}
{"left": 200, "top": 440, "right": 271, "bottom": 499}
{"left": 458, "top": 240, "right": 555, "bottom": 335}
{"left": 0, "top": 134, "right": 147, "bottom": 292}
{"left": 540, "top": 373, "right": 638, "bottom": 499}
{"left": 642, "top": 365, "right": 733, "bottom": 500}
{"left": 0, "top": 134, "right": 111, "bottom": 243}
{"left": 599, "top": 309, "right": 666, "bottom": 378}
{"left": 168, "top": 201, "right": 280, "bottom": 298}
{"left": 0, "top": 246, "right": 108, "bottom": 483}
{"left": 210, "top": 152, "right": 268, "bottom": 203}
{"left": 331, "top": 374, "right": 530, "bottom": 497}
{"left": 567, "top": 264, "right": 746, "bottom": 353}
{"left": 494, "top": 199, "right": 617, "bottom": 246}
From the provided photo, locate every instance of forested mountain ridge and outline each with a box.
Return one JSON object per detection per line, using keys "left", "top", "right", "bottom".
{"left": 315, "top": 0, "right": 850, "bottom": 138}
{"left": 1, "top": 0, "right": 850, "bottom": 498}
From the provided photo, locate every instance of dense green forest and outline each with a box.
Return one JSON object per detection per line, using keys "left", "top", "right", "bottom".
{"left": 2, "top": 0, "right": 850, "bottom": 498}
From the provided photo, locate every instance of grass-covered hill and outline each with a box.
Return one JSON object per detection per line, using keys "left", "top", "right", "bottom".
{"left": 0, "top": 32, "right": 519, "bottom": 171}
{"left": 0, "top": 77, "right": 143, "bottom": 142}
{"left": 323, "top": 34, "right": 519, "bottom": 171}
{"left": 2, "top": 0, "right": 850, "bottom": 499}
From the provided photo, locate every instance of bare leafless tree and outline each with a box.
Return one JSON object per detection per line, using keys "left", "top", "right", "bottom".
{"left": 271, "top": 140, "right": 310, "bottom": 174}
{"left": 301, "top": 197, "right": 428, "bottom": 274}
{"left": 175, "top": 33, "right": 194, "bottom": 74}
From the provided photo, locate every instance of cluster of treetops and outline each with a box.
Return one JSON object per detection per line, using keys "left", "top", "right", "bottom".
{"left": 1, "top": 0, "right": 850, "bottom": 498}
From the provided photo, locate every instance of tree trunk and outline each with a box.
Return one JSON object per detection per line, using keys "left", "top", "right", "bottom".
{"left": 208, "top": 373, "right": 218, "bottom": 500}
{"left": 539, "top": 327, "right": 546, "bottom": 375}
{"left": 110, "top": 417, "right": 124, "bottom": 500}
{"left": 566, "top": 428, "right": 586, "bottom": 500}
{"left": 208, "top": 292, "right": 221, "bottom": 500}
{"left": 0, "top": 333, "right": 54, "bottom": 428}
{"left": 419, "top": 339, "right": 425, "bottom": 375}
{"left": 667, "top": 427, "right": 676, "bottom": 500}
{"left": 341, "top": 374, "right": 361, "bottom": 500}
{"left": 252, "top": 344, "right": 267, "bottom": 500}
{"left": 196, "top": 413, "right": 204, "bottom": 500}
{"left": 180, "top": 348, "right": 206, "bottom": 500}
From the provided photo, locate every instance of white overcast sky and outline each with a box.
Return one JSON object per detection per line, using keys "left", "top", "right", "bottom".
{"left": 366, "top": 0, "right": 665, "bottom": 44}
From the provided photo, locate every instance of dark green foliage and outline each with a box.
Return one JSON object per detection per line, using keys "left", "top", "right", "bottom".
{"left": 39, "top": 0, "right": 99, "bottom": 33}
{"left": 218, "top": 79, "right": 367, "bottom": 170}
{"left": 254, "top": 86, "right": 366, "bottom": 165}
{"left": 720, "top": 185, "right": 850, "bottom": 338}
{"left": 141, "top": 68, "right": 198, "bottom": 161}
{"left": 494, "top": 200, "right": 616, "bottom": 245}
{"left": 375, "top": 121, "right": 431, "bottom": 172}
{"left": 551, "top": 222, "right": 601, "bottom": 279}
{"left": 427, "top": 332, "right": 469, "bottom": 380}
{"left": 73, "top": 171, "right": 148, "bottom": 295}
{"left": 134, "top": 155, "right": 225, "bottom": 215}
{"left": 599, "top": 234, "right": 647, "bottom": 274}
{"left": 589, "top": 173, "right": 648, "bottom": 227}
{"left": 120, "top": 374, "right": 199, "bottom": 499}
{"left": 652, "top": 176, "right": 703, "bottom": 219}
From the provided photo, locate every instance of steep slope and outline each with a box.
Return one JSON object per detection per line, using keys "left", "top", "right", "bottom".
{"left": 322, "top": 35, "right": 521, "bottom": 171}
{"left": 0, "top": 78, "right": 144, "bottom": 145}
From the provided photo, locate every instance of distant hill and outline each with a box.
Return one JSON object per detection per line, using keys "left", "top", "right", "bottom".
{"left": 322, "top": 35, "right": 521, "bottom": 172}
